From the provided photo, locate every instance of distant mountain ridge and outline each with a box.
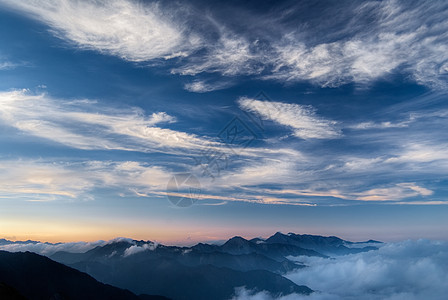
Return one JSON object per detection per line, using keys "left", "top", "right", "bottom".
{"left": 264, "top": 232, "right": 380, "bottom": 255}
{"left": 0, "top": 238, "right": 59, "bottom": 246}
{"left": 0, "top": 233, "right": 381, "bottom": 253}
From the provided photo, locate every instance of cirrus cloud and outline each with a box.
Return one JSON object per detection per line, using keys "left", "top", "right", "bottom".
{"left": 0, "top": 0, "right": 201, "bottom": 61}
{"left": 238, "top": 98, "right": 340, "bottom": 140}
{"left": 1, "top": 0, "right": 448, "bottom": 90}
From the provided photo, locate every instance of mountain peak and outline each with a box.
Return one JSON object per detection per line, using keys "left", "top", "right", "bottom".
{"left": 224, "top": 236, "right": 250, "bottom": 245}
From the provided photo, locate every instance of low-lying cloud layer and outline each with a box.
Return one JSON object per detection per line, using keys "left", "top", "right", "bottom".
{"left": 0, "top": 237, "right": 135, "bottom": 256}
{"left": 231, "top": 240, "right": 448, "bottom": 300}
{"left": 123, "top": 242, "right": 158, "bottom": 257}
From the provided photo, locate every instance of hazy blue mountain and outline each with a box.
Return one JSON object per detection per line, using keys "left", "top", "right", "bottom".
{"left": 0, "top": 239, "right": 55, "bottom": 246}
{"left": 0, "top": 250, "right": 169, "bottom": 300}
{"left": 52, "top": 238, "right": 312, "bottom": 274}
{"left": 51, "top": 241, "right": 134, "bottom": 264}
{"left": 220, "top": 236, "right": 326, "bottom": 259}
{"left": 176, "top": 250, "right": 303, "bottom": 273}
{"left": 265, "top": 232, "right": 380, "bottom": 256}
{"left": 69, "top": 256, "right": 311, "bottom": 300}
{"left": 51, "top": 240, "right": 312, "bottom": 300}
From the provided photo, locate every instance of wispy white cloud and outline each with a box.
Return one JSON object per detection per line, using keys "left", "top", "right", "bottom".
{"left": 214, "top": 158, "right": 303, "bottom": 189}
{"left": 0, "top": 61, "right": 17, "bottom": 70}
{"left": 387, "top": 143, "right": 448, "bottom": 165}
{"left": 1, "top": 0, "right": 201, "bottom": 61}
{"left": 0, "top": 138, "right": 438, "bottom": 207}
{"left": 0, "top": 159, "right": 172, "bottom": 201}
{"left": 0, "top": 160, "right": 94, "bottom": 201}
{"left": 3, "top": 1, "right": 446, "bottom": 90}
{"left": 0, "top": 90, "right": 321, "bottom": 205}
{"left": 172, "top": 33, "right": 262, "bottom": 76}
{"left": 177, "top": 1, "right": 448, "bottom": 90}
{"left": 0, "top": 52, "right": 26, "bottom": 70}
{"left": 241, "top": 182, "right": 434, "bottom": 204}
{"left": 355, "top": 183, "right": 433, "bottom": 201}
{"left": 259, "top": 1, "right": 448, "bottom": 89}
{"left": 0, "top": 89, "right": 216, "bottom": 153}
{"left": 348, "top": 120, "right": 410, "bottom": 130}
{"left": 184, "top": 80, "right": 232, "bottom": 93}
{"left": 238, "top": 98, "right": 340, "bottom": 139}
{"left": 266, "top": 31, "right": 412, "bottom": 87}
{"left": 258, "top": 188, "right": 350, "bottom": 201}
{"left": 0, "top": 90, "right": 300, "bottom": 158}
{"left": 0, "top": 157, "right": 315, "bottom": 205}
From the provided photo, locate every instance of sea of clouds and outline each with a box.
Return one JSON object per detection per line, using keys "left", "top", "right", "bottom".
{"left": 231, "top": 239, "right": 448, "bottom": 300}
{"left": 2, "top": 238, "right": 447, "bottom": 299}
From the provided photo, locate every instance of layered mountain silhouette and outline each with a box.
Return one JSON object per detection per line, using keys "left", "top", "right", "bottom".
{"left": 0, "top": 233, "right": 380, "bottom": 300}
{"left": 264, "top": 232, "right": 380, "bottom": 256}
{"left": 50, "top": 241, "right": 310, "bottom": 300}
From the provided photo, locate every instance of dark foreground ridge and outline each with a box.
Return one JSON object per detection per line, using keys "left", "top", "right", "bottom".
{"left": 0, "top": 250, "right": 169, "bottom": 300}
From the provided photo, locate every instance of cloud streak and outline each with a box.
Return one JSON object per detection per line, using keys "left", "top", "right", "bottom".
{"left": 0, "top": 159, "right": 172, "bottom": 201}
{"left": 355, "top": 183, "right": 433, "bottom": 201}
{"left": 238, "top": 98, "right": 340, "bottom": 139}
{"left": 0, "top": 89, "right": 216, "bottom": 153}
{"left": 0, "top": 61, "right": 17, "bottom": 70}
{"left": 184, "top": 80, "right": 232, "bottom": 93}
{"left": 1, "top": 88, "right": 438, "bottom": 206}
{"left": 1, "top": 0, "right": 200, "bottom": 61}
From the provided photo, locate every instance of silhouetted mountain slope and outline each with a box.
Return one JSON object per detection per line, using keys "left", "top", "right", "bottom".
{"left": 71, "top": 257, "right": 311, "bottom": 300}
{"left": 177, "top": 250, "right": 303, "bottom": 273}
{"left": 0, "top": 282, "right": 27, "bottom": 300}
{"left": 0, "top": 251, "right": 169, "bottom": 300}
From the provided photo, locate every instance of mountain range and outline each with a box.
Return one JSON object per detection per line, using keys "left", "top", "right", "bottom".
{"left": 0, "top": 233, "right": 381, "bottom": 300}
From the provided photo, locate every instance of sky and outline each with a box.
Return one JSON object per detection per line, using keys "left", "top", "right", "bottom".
{"left": 0, "top": 0, "right": 447, "bottom": 244}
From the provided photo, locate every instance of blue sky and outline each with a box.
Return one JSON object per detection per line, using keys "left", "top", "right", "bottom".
{"left": 0, "top": 0, "right": 447, "bottom": 243}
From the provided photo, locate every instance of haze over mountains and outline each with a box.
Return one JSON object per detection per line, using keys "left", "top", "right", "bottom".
{"left": 0, "top": 233, "right": 380, "bottom": 300}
